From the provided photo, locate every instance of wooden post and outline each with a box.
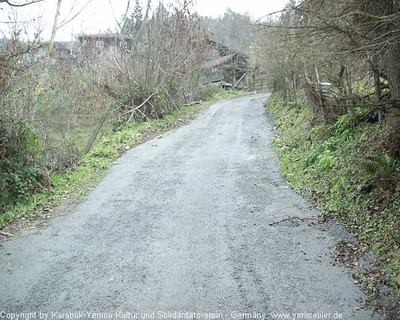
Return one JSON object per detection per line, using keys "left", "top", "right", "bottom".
{"left": 314, "top": 66, "right": 326, "bottom": 121}
{"left": 346, "top": 64, "right": 356, "bottom": 116}
{"left": 292, "top": 73, "right": 297, "bottom": 107}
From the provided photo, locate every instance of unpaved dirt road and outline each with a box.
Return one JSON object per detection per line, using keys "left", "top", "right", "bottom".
{"left": 1, "top": 94, "right": 378, "bottom": 319}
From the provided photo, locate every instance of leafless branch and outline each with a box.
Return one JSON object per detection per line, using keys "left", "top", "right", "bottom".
{"left": 58, "top": 0, "right": 94, "bottom": 29}
{"left": 0, "top": 0, "right": 43, "bottom": 7}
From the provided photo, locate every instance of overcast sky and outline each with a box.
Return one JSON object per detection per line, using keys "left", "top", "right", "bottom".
{"left": 0, "top": 0, "right": 288, "bottom": 41}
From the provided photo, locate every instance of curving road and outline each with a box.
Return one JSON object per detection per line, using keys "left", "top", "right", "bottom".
{"left": 0, "top": 94, "right": 378, "bottom": 319}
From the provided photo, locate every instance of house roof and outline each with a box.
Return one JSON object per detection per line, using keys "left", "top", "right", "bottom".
{"left": 201, "top": 54, "right": 236, "bottom": 69}
{"left": 78, "top": 34, "right": 133, "bottom": 41}
{"left": 55, "top": 41, "right": 75, "bottom": 52}
{"left": 199, "top": 73, "right": 225, "bottom": 85}
{"left": 37, "top": 41, "right": 75, "bottom": 53}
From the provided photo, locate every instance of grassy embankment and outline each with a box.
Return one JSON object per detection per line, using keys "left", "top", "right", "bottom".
{"left": 0, "top": 90, "right": 238, "bottom": 232}
{"left": 266, "top": 92, "right": 400, "bottom": 294}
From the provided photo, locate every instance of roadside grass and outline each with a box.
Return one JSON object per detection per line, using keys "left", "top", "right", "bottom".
{"left": 266, "top": 92, "right": 400, "bottom": 295}
{"left": 0, "top": 90, "right": 238, "bottom": 233}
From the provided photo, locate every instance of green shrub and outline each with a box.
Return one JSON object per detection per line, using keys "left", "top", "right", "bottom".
{"left": 0, "top": 117, "right": 48, "bottom": 213}
{"left": 266, "top": 91, "right": 400, "bottom": 294}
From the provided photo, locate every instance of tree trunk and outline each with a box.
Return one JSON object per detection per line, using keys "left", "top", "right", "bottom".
{"left": 371, "top": 57, "right": 383, "bottom": 122}
{"left": 48, "top": 0, "right": 63, "bottom": 56}
{"left": 386, "top": 45, "right": 400, "bottom": 106}
{"left": 384, "top": 44, "right": 400, "bottom": 159}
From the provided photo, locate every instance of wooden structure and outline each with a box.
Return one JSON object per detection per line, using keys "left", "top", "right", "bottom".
{"left": 200, "top": 40, "right": 249, "bottom": 88}
{"left": 77, "top": 34, "right": 132, "bottom": 54}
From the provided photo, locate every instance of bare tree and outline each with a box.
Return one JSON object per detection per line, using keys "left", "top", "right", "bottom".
{"left": 256, "top": 0, "right": 400, "bottom": 124}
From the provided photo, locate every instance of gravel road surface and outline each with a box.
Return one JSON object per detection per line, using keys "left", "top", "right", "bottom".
{"left": 0, "top": 94, "right": 379, "bottom": 319}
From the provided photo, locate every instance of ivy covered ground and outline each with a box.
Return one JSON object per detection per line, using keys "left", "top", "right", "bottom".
{"left": 266, "top": 93, "right": 400, "bottom": 300}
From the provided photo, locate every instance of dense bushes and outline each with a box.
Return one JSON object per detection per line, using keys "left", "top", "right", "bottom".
{"left": 0, "top": 67, "right": 221, "bottom": 218}
{"left": 0, "top": 89, "right": 235, "bottom": 229}
{"left": 0, "top": 2, "right": 219, "bottom": 220}
{"left": 0, "top": 117, "right": 49, "bottom": 213}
